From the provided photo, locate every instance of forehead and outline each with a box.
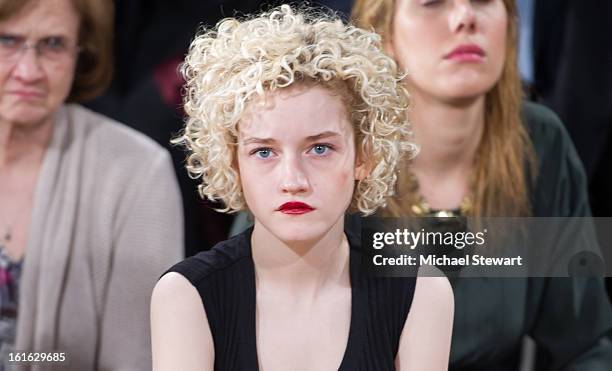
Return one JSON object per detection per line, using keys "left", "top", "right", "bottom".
{"left": 239, "top": 85, "right": 353, "bottom": 140}
{"left": 0, "top": 0, "right": 79, "bottom": 37}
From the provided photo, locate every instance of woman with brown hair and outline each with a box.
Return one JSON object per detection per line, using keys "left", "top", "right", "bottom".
{"left": 0, "top": 0, "right": 183, "bottom": 369}
{"left": 352, "top": 0, "right": 612, "bottom": 369}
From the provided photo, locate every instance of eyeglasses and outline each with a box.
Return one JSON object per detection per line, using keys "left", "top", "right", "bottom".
{"left": 0, "top": 34, "right": 80, "bottom": 63}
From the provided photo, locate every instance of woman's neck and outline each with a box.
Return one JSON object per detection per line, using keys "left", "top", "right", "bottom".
{"left": 409, "top": 93, "right": 485, "bottom": 209}
{"left": 251, "top": 216, "right": 350, "bottom": 298}
{"left": 0, "top": 118, "right": 53, "bottom": 170}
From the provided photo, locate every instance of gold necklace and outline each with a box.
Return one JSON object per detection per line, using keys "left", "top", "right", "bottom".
{"left": 411, "top": 195, "right": 473, "bottom": 217}
{"left": 408, "top": 173, "right": 473, "bottom": 217}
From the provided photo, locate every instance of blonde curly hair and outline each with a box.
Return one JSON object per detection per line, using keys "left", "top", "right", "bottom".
{"left": 176, "top": 4, "right": 416, "bottom": 215}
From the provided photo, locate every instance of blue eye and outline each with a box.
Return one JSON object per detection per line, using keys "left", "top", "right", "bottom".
{"left": 254, "top": 148, "right": 272, "bottom": 159}
{"left": 310, "top": 144, "right": 332, "bottom": 156}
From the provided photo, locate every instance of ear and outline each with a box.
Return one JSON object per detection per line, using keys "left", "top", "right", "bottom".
{"left": 354, "top": 159, "right": 372, "bottom": 181}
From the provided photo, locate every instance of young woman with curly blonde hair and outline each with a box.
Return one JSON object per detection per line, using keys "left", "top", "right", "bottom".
{"left": 151, "top": 5, "right": 453, "bottom": 371}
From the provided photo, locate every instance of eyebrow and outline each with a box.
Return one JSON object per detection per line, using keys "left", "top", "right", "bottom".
{"left": 241, "top": 137, "right": 277, "bottom": 145}
{"left": 305, "top": 131, "right": 341, "bottom": 141}
{"left": 0, "top": 29, "right": 73, "bottom": 37}
{"left": 241, "top": 131, "right": 342, "bottom": 145}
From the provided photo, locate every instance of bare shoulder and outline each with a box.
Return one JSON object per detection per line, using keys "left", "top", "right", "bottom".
{"left": 395, "top": 267, "right": 454, "bottom": 371}
{"left": 151, "top": 273, "right": 214, "bottom": 371}
{"left": 152, "top": 272, "right": 200, "bottom": 304}
{"left": 151, "top": 272, "right": 209, "bottom": 329}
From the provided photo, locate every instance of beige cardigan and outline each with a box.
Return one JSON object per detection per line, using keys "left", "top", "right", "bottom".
{"left": 14, "top": 105, "right": 184, "bottom": 370}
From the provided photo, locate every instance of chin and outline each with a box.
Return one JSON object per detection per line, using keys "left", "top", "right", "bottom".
{"left": 275, "top": 224, "right": 327, "bottom": 244}
{"left": 266, "top": 218, "right": 336, "bottom": 246}
{"left": 439, "top": 81, "right": 496, "bottom": 103}
{"left": 2, "top": 104, "right": 52, "bottom": 127}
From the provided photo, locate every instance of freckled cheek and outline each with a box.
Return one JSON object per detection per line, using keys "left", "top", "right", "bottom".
{"left": 323, "top": 168, "right": 354, "bottom": 200}
{"left": 240, "top": 174, "right": 272, "bottom": 216}
{"left": 237, "top": 161, "right": 268, "bottom": 199}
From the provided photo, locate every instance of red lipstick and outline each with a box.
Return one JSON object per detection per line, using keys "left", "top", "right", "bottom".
{"left": 277, "top": 201, "right": 314, "bottom": 215}
{"left": 444, "top": 44, "right": 485, "bottom": 62}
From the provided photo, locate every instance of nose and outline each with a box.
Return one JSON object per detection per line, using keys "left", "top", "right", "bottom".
{"left": 13, "top": 48, "right": 45, "bottom": 83}
{"left": 278, "top": 154, "right": 310, "bottom": 195}
{"left": 449, "top": 0, "right": 477, "bottom": 33}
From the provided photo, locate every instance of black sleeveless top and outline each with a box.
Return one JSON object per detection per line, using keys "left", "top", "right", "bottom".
{"left": 166, "top": 228, "right": 416, "bottom": 370}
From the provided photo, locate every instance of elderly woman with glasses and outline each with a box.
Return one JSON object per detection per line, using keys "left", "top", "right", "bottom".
{"left": 0, "top": 0, "right": 183, "bottom": 369}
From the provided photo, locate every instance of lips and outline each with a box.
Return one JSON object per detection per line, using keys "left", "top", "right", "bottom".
{"left": 277, "top": 201, "right": 315, "bottom": 215}
{"left": 9, "top": 90, "right": 45, "bottom": 99}
{"left": 444, "top": 44, "right": 485, "bottom": 62}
